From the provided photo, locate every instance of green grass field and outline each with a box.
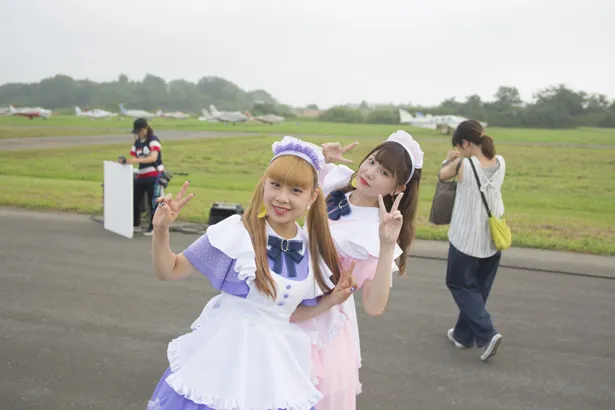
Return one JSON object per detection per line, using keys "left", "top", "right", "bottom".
{"left": 1, "top": 115, "right": 615, "bottom": 145}
{"left": 1, "top": 133, "right": 613, "bottom": 255}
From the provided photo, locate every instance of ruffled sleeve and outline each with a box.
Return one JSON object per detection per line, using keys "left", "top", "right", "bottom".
{"left": 183, "top": 235, "right": 248, "bottom": 297}
{"left": 317, "top": 163, "right": 337, "bottom": 188}
{"left": 321, "top": 164, "right": 354, "bottom": 197}
{"left": 183, "top": 215, "right": 256, "bottom": 297}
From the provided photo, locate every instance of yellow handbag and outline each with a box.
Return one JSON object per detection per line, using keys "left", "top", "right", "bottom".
{"left": 469, "top": 159, "right": 512, "bottom": 251}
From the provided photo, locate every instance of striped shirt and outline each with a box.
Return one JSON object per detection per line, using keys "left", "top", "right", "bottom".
{"left": 130, "top": 135, "right": 164, "bottom": 181}
{"left": 448, "top": 155, "right": 506, "bottom": 258}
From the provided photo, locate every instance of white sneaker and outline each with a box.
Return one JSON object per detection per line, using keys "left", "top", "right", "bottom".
{"left": 480, "top": 333, "right": 503, "bottom": 361}
{"left": 447, "top": 328, "right": 472, "bottom": 349}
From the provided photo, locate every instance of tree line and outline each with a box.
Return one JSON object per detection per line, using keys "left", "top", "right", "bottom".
{"left": 0, "top": 74, "right": 613, "bottom": 128}
{"left": 320, "top": 85, "right": 615, "bottom": 129}
{"left": 0, "top": 74, "right": 291, "bottom": 117}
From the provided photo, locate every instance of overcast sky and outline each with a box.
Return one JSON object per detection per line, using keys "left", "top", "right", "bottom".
{"left": 1, "top": 0, "right": 612, "bottom": 108}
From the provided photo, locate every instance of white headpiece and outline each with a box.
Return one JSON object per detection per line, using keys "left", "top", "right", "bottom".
{"left": 386, "top": 130, "right": 424, "bottom": 184}
{"left": 270, "top": 136, "right": 325, "bottom": 171}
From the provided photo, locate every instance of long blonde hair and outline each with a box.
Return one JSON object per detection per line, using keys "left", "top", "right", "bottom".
{"left": 242, "top": 155, "right": 342, "bottom": 299}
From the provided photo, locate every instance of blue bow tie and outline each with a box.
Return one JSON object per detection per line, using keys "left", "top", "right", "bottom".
{"left": 326, "top": 190, "right": 351, "bottom": 221}
{"left": 267, "top": 236, "right": 304, "bottom": 278}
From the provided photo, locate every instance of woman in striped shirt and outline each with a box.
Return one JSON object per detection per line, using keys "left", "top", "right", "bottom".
{"left": 438, "top": 119, "right": 506, "bottom": 362}
{"left": 119, "top": 118, "right": 164, "bottom": 236}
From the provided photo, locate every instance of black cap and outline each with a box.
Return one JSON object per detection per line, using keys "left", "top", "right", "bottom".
{"left": 131, "top": 118, "right": 148, "bottom": 134}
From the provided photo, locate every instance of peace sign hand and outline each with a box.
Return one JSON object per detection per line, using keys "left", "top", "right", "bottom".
{"left": 378, "top": 193, "right": 403, "bottom": 245}
{"left": 326, "top": 260, "right": 357, "bottom": 307}
{"left": 152, "top": 181, "right": 195, "bottom": 231}
{"left": 322, "top": 142, "right": 359, "bottom": 164}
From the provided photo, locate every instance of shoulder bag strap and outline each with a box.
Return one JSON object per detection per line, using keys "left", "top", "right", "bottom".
{"left": 468, "top": 158, "right": 492, "bottom": 218}
{"left": 437, "top": 157, "right": 464, "bottom": 182}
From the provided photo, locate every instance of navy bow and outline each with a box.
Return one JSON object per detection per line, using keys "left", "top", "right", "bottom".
{"left": 326, "top": 190, "right": 351, "bottom": 221}
{"left": 267, "top": 236, "right": 304, "bottom": 278}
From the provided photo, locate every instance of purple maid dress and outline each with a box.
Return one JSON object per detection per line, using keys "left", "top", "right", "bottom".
{"left": 147, "top": 217, "right": 321, "bottom": 410}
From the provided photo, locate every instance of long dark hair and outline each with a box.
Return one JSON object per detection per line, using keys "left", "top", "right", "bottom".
{"left": 332, "top": 141, "right": 421, "bottom": 276}
{"left": 146, "top": 126, "right": 154, "bottom": 139}
{"left": 452, "top": 120, "right": 495, "bottom": 159}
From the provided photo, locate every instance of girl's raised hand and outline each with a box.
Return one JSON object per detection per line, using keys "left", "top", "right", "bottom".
{"left": 378, "top": 193, "right": 403, "bottom": 245}
{"left": 322, "top": 142, "right": 359, "bottom": 164}
{"left": 152, "top": 181, "right": 194, "bottom": 231}
{"left": 327, "top": 260, "right": 357, "bottom": 306}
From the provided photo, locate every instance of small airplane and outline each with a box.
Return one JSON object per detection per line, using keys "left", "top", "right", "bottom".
{"left": 156, "top": 110, "right": 190, "bottom": 119}
{"left": 209, "top": 104, "right": 248, "bottom": 124}
{"left": 75, "top": 106, "right": 117, "bottom": 119}
{"left": 197, "top": 108, "right": 219, "bottom": 122}
{"left": 119, "top": 104, "right": 156, "bottom": 119}
{"left": 245, "top": 112, "right": 285, "bottom": 124}
{"left": 399, "top": 109, "right": 487, "bottom": 134}
{"left": 8, "top": 104, "right": 52, "bottom": 119}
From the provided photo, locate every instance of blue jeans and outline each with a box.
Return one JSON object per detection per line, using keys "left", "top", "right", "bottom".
{"left": 446, "top": 243, "right": 501, "bottom": 347}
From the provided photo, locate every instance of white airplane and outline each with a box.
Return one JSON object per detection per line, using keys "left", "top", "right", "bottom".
{"left": 119, "top": 104, "right": 156, "bottom": 119}
{"left": 8, "top": 104, "right": 52, "bottom": 119}
{"left": 75, "top": 106, "right": 117, "bottom": 119}
{"left": 197, "top": 108, "right": 219, "bottom": 122}
{"left": 156, "top": 110, "right": 190, "bottom": 119}
{"left": 245, "top": 112, "right": 285, "bottom": 124}
{"left": 209, "top": 104, "right": 248, "bottom": 124}
{"left": 399, "top": 109, "right": 487, "bottom": 134}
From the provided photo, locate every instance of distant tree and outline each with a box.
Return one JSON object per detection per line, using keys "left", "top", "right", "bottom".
{"left": 320, "top": 106, "right": 365, "bottom": 123}
{"left": 524, "top": 84, "right": 586, "bottom": 128}
{"left": 494, "top": 86, "right": 522, "bottom": 109}
{"left": 252, "top": 102, "right": 278, "bottom": 116}
{"left": 249, "top": 89, "right": 277, "bottom": 104}
{"left": 0, "top": 74, "right": 276, "bottom": 114}
{"left": 365, "top": 108, "right": 398, "bottom": 124}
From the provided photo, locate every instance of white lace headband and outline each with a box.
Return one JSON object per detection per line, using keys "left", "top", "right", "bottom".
{"left": 386, "top": 130, "right": 424, "bottom": 184}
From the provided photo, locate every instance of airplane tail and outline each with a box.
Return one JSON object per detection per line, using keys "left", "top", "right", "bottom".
{"left": 75, "top": 106, "right": 82, "bottom": 115}
{"left": 398, "top": 109, "right": 414, "bottom": 124}
{"left": 119, "top": 104, "right": 128, "bottom": 114}
{"left": 209, "top": 104, "right": 220, "bottom": 116}
{"left": 9, "top": 104, "right": 16, "bottom": 113}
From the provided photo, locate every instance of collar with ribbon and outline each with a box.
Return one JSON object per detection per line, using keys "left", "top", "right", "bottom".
{"left": 326, "top": 190, "right": 352, "bottom": 221}
{"left": 266, "top": 235, "right": 304, "bottom": 278}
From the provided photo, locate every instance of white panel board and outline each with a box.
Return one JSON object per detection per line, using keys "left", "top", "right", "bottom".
{"left": 103, "top": 161, "right": 134, "bottom": 239}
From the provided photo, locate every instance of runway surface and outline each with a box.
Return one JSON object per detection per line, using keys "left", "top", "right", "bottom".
{"left": 1, "top": 209, "right": 614, "bottom": 409}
